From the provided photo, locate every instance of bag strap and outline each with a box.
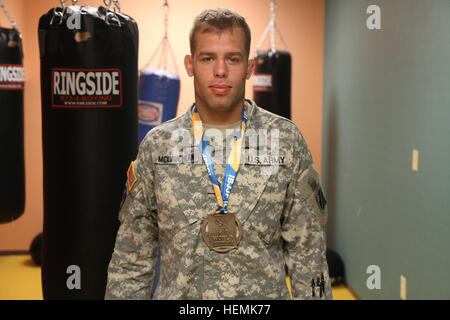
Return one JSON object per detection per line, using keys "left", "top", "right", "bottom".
{"left": 50, "top": 0, "right": 122, "bottom": 27}
{"left": 141, "top": 0, "right": 179, "bottom": 74}
{"left": 0, "top": 0, "right": 20, "bottom": 33}
{"left": 103, "top": 0, "right": 121, "bottom": 26}
{"left": 255, "top": 0, "right": 288, "bottom": 53}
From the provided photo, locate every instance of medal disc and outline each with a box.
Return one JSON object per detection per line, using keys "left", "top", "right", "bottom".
{"left": 201, "top": 212, "right": 242, "bottom": 253}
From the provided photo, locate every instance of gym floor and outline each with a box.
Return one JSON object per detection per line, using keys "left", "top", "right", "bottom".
{"left": 0, "top": 254, "right": 357, "bottom": 300}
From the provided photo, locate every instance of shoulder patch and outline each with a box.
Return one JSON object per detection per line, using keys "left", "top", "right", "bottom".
{"left": 127, "top": 161, "right": 138, "bottom": 191}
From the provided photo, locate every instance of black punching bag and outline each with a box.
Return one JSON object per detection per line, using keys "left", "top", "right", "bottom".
{"left": 253, "top": 50, "right": 291, "bottom": 120}
{"left": 0, "top": 26, "right": 25, "bottom": 223}
{"left": 38, "top": 4, "right": 139, "bottom": 299}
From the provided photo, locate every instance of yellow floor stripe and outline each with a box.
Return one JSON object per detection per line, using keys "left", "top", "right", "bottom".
{"left": 0, "top": 255, "right": 43, "bottom": 300}
{"left": 331, "top": 284, "right": 358, "bottom": 300}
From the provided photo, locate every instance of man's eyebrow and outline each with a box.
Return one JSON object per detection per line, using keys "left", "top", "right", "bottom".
{"left": 197, "top": 51, "right": 244, "bottom": 57}
{"left": 197, "top": 52, "right": 216, "bottom": 56}
{"left": 227, "top": 52, "right": 244, "bottom": 57}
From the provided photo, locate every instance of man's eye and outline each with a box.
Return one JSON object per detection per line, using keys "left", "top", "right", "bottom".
{"left": 202, "top": 57, "right": 212, "bottom": 62}
{"left": 229, "top": 57, "right": 240, "bottom": 63}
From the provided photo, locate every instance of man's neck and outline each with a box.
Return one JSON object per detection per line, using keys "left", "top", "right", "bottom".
{"left": 195, "top": 101, "right": 244, "bottom": 125}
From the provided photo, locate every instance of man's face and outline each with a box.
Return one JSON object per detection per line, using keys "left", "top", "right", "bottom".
{"left": 184, "top": 27, "right": 255, "bottom": 115}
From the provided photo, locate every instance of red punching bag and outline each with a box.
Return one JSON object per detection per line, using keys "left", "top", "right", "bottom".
{"left": 0, "top": 2, "right": 25, "bottom": 223}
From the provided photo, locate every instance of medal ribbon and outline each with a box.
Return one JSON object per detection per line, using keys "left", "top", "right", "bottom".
{"left": 192, "top": 105, "right": 247, "bottom": 214}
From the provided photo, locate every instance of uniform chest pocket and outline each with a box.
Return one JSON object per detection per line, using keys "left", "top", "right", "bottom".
{"left": 240, "top": 174, "right": 287, "bottom": 245}
{"left": 154, "top": 162, "right": 210, "bottom": 227}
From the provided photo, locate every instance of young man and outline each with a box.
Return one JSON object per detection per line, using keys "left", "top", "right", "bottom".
{"left": 105, "top": 8, "right": 332, "bottom": 300}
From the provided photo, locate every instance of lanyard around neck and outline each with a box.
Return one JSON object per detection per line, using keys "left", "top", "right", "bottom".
{"left": 192, "top": 105, "right": 248, "bottom": 213}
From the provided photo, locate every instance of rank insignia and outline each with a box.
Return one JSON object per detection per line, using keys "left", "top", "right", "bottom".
{"left": 127, "top": 161, "right": 137, "bottom": 191}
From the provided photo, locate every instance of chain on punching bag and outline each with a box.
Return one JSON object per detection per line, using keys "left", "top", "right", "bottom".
{"left": 138, "top": 0, "right": 179, "bottom": 143}
{"left": 0, "top": 0, "right": 25, "bottom": 223}
{"left": 38, "top": 0, "right": 138, "bottom": 299}
{"left": 253, "top": 0, "right": 291, "bottom": 119}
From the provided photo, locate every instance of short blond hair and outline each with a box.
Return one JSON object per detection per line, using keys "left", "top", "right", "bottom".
{"left": 189, "top": 8, "right": 251, "bottom": 58}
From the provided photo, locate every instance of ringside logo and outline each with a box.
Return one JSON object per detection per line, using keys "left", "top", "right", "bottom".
{"left": 253, "top": 74, "right": 273, "bottom": 92}
{"left": 0, "top": 64, "right": 24, "bottom": 90}
{"left": 51, "top": 68, "right": 122, "bottom": 108}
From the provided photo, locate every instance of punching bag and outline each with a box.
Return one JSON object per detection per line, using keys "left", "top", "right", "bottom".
{"left": 253, "top": 0, "right": 291, "bottom": 120}
{"left": 38, "top": 2, "right": 138, "bottom": 299}
{"left": 0, "top": 11, "right": 25, "bottom": 223}
{"left": 138, "top": 69, "right": 179, "bottom": 142}
{"left": 253, "top": 50, "right": 291, "bottom": 119}
{"left": 138, "top": 1, "right": 179, "bottom": 143}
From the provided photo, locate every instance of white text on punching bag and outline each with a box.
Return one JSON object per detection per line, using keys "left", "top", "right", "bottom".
{"left": 0, "top": 65, "right": 24, "bottom": 82}
{"left": 53, "top": 70, "right": 120, "bottom": 96}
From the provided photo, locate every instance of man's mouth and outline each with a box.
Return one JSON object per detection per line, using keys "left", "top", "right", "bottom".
{"left": 209, "top": 84, "right": 232, "bottom": 94}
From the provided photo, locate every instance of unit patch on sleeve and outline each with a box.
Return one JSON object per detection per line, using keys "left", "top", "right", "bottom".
{"left": 127, "top": 161, "right": 138, "bottom": 191}
{"left": 308, "top": 176, "right": 327, "bottom": 212}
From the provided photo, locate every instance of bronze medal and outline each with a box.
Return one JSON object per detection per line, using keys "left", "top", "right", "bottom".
{"left": 201, "top": 212, "right": 242, "bottom": 253}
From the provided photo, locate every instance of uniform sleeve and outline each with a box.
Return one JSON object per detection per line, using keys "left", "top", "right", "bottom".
{"left": 281, "top": 130, "right": 333, "bottom": 300}
{"left": 104, "top": 137, "right": 159, "bottom": 300}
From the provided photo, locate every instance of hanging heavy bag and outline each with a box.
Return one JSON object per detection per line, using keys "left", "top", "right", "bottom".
{"left": 0, "top": 1, "right": 25, "bottom": 223}
{"left": 253, "top": 0, "right": 291, "bottom": 120}
{"left": 138, "top": 69, "right": 179, "bottom": 142}
{"left": 253, "top": 50, "right": 291, "bottom": 119}
{"left": 38, "top": 0, "right": 138, "bottom": 299}
{"left": 138, "top": 0, "right": 179, "bottom": 143}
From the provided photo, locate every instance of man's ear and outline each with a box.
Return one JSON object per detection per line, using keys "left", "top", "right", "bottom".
{"left": 245, "top": 58, "right": 255, "bottom": 80}
{"left": 184, "top": 55, "right": 194, "bottom": 77}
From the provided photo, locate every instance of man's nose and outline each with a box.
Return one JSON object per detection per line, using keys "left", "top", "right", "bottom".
{"left": 214, "top": 59, "right": 228, "bottom": 78}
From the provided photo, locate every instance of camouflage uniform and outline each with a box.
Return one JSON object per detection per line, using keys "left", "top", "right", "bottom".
{"left": 105, "top": 99, "right": 332, "bottom": 300}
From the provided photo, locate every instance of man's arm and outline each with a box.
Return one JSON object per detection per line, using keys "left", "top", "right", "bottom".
{"left": 281, "top": 130, "right": 333, "bottom": 300}
{"left": 105, "top": 138, "right": 159, "bottom": 300}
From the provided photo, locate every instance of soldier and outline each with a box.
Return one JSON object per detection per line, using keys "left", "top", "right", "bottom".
{"left": 105, "top": 8, "right": 332, "bottom": 300}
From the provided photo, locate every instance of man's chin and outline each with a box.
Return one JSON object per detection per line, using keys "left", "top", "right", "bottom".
{"left": 208, "top": 97, "right": 245, "bottom": 111}
{"left": 206, "top": 101, "right": 234, "bottom": 112}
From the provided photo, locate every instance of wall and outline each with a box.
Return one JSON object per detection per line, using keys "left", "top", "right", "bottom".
{"left": 0, "top": 0, "right": 325, "bottom": 250}
{"left": 322, "top": 0, "right": 450, "bottom": 299}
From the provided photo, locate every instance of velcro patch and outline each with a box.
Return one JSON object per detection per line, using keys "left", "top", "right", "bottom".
{"left": 298, "top": 166, "right": 318, "bottom": 199}
{"left": 299, "top": 165, "right": 328, "bottom": 216}
{"left": 127, "top": 161, "right": 137, "bottom": 191}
